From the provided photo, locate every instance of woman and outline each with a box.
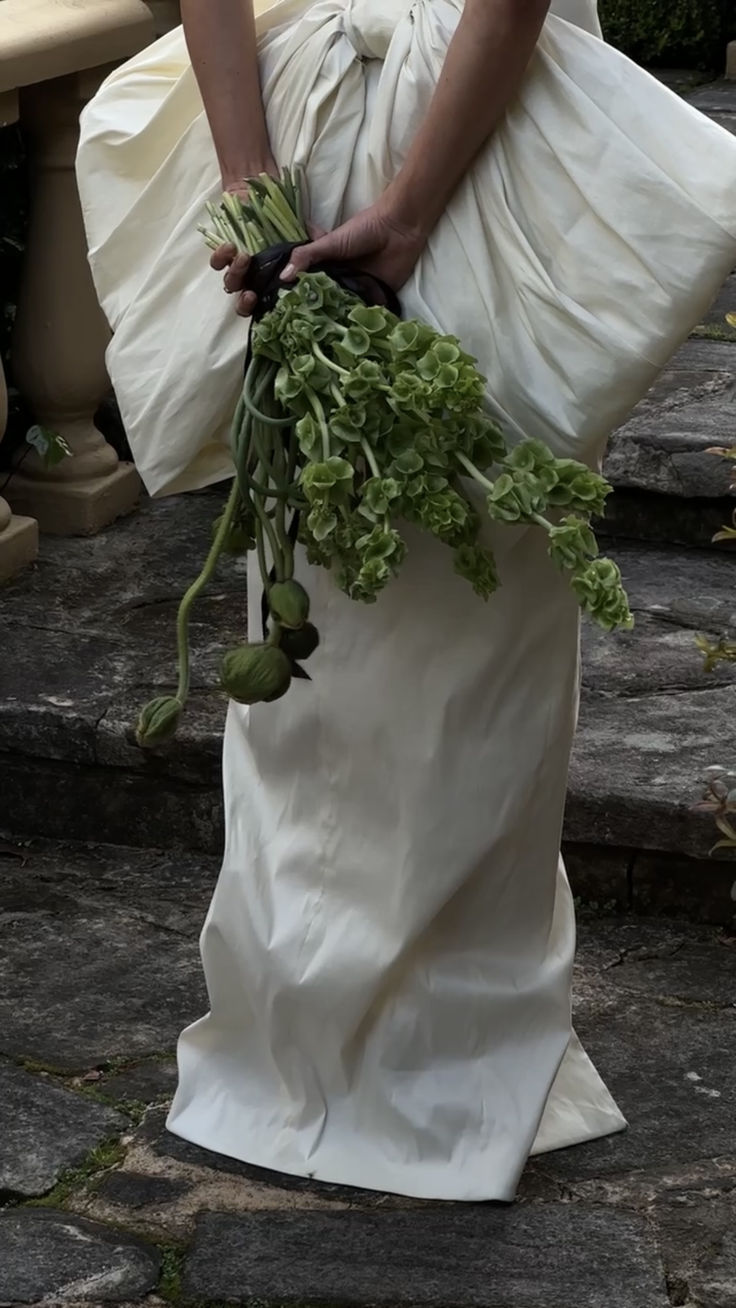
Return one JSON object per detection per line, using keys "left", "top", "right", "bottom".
{"left": 77, "top": 0, "right": 736, "bottom": 1200}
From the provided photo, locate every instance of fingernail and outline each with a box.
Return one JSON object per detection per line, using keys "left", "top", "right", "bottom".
{"left": 280, "top": 263, "right": 296, "bottom": 281}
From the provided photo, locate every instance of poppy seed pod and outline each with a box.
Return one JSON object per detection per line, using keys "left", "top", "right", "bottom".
{"left": 220, "top": 643, "right": 292, "bottom": 704}
{"left": 268, "top": 579, "right": 310, "bottom": 629}
{"left": 135, "top": 696, "right": 182, "bottom": 748}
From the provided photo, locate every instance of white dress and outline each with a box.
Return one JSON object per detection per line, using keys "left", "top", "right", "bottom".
{"left": 77, "top": 0, "right": 736, "bottom": 1200}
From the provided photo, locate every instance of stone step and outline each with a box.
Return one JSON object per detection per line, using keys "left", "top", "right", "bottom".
{"left": 1, "top": 492, "right": 734, "bottom": 920}
{"left": 601, "top": 331, "right": 736, "bottom": 547}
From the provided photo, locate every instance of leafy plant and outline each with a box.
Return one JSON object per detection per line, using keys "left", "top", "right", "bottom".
{"left": 599, "top": 0, "right": 735, "bottom": 70}
{"left": 136, "top": 170, "right": 633, "bottom": 746}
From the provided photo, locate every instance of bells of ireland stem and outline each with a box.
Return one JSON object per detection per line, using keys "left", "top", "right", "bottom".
{"left": 135, "top": 696, "right": 183, "bottom": 748}
{"left": 268, "top": 579, "right": 310, "bottom": 630}
{"left": 221, "top": 643, "right": 292, "bottom": 705}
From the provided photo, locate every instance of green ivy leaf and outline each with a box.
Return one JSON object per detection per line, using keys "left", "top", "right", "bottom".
{"left": 25, "top": 425, "right": 72, "bottom": 469}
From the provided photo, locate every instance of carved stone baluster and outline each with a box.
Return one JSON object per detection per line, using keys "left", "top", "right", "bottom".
{"left": 145, "top": 0, "right": 181, "bottom": 35}
{"left": 6, "top": 71, "right": 140, "bottom": 536}
{"left": 0, "top": 353, "right": 38, "bottom": 583}
{"left": 0, "top": 87, "right": 38, "bottom": 581}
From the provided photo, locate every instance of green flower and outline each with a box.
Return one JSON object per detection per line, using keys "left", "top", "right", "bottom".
{"left": 485, "top": 470, "right": 546, "bottom": 522}
{"left": 547, "top": 515, "right": 598, "bottom": 572}
{"left": 355, "top": 523, "right": 406, "bottom": 564}
{"left": 306, "top": 504, "right": 338, "bottom": 542}
{"left": 358, "top": 476, "right": 402, "bottom": 521}
{"left": 301, "top": 457, "right": 354, "bottom": 506}
{"left": 338, "top": 325, "right": 371, "bottom": 358}
{"left": 389, "top": 373, "right": 431, "bottom": 416}
{"left": 389, "top": 448, "right": 424, "bottom": 478}
{"left": 571, "top": 558, "right": 634, "bottom": 631}
{"left": 348, "top": 304, "right": 393, "bottom": 336}
{"left": 504, "top": 439, "right": 556, "bottom": 474}
{"left": 295, "top": 413, "right": 322, "bottom": 459}
{"left": 388, "top": 320, "right": 434, "bottom": 356}
{"left": 454, "top": 544, "right": 500, "bottom": 599}
{"left": 547, "top": 460, "right": 610, "bottom": 517}
{"left": 343, "top": 360, "right": 386, "bottom": 402}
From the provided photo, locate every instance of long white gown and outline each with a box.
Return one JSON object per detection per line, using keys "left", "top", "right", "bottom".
{"left": 77, "top": 0, "right": 736, "bottom": 1200}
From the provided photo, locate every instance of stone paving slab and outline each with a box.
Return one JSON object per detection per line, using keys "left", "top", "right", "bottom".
{"left": 0, "top": 845, "right": 208, "bottom": 1071}
{"left": 182, "top": 1207, "right": 669, "bottom": 1308}
{"left": 1, "top": 837, "right": 735, "bottom": 1305}
{"left": 0, "top": 1209, "right": 160, "bottom": 1306}
{"left": 0, "top": 1060, "right": 124, "bottom": 1199}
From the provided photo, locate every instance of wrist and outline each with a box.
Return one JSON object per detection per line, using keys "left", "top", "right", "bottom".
{"left": 380, "top": 177, "right": 442, "bottom": 245}
{"left": 220, "top": 150, "right": 277, "bottom": 193}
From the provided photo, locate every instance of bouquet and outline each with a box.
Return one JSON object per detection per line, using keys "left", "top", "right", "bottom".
{"left": 137, "top": 169, "right": 632, "bottom": 747}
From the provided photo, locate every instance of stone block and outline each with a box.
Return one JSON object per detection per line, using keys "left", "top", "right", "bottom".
{"left": 183, "top": 1207, "right": 669, "bottom": 1308}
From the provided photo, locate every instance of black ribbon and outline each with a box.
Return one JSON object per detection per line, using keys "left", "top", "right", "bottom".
{"left": 242, "top": 242, "right": 403, "bottom": 657}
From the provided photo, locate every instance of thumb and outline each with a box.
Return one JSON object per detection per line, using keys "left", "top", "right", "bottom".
{"left": 281, "top": 232, "right": 339, "bottom": 282}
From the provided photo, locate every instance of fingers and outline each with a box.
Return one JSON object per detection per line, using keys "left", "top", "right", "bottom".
{"left": 210, "top": 242, "right": 237, "bottom": 271}
{"left": 281, "top": 233, "right": 334, "bottom": 282}
{"left": 236, "top": 290, "right": 257, "bottom": 318}
{"left": 223, "top": 251, "right": 251, "bottom": 294}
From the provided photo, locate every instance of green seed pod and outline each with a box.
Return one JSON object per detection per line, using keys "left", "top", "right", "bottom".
{"left": 279, "top": 621, "right": 320, "bottom": 662}
{"left": 220, "top": 643, "right": 292, "bottom": 705}
{"left": 135, "top": 696, "right": 182, "bottom": 748}
{"left": 268, "top": 579, "right": 310, "bottom": 630}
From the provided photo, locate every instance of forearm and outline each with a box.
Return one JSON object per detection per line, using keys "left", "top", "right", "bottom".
{"left": 181, "top": 0, "right": 273, "bottom": 189}
{"left": 386, "top": 0, "right": 550, "bottom": 235}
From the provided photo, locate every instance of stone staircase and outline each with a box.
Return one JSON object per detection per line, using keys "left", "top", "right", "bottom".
{"left": 2, "top": 85, "right": 736, "bottom": 926}
{"left": 2, "top": 356, "right": 735, "bottom": 918}
{"left": 2, "top": 74, "right": 736, "bottom": 1308}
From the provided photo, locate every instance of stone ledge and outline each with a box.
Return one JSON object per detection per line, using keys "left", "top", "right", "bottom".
{"left": 0, "top": 498, "right": 735, "bottom": 877}
{"left": 0, "top": 0, "right": 154, "bottom": 95}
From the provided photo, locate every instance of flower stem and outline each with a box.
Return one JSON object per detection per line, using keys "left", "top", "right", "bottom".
{"left": 455, "top": 451, "right": 495, "bottom": 492}
{"left": 176, "top": 478, "right": 240, "bottom": 702}
{"left": 361, "top": 437, "right": 380, "bottom": 479}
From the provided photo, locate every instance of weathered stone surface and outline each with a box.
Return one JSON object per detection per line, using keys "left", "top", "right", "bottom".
{"left": 0, "top": 845, "right": 208, "bottom": 1070}
{"left": 630, "top": 848, "right": 736, "bottom": 924}
{"left": 688, "top": 81, "right": 736, "bottom": 115}
{"left": 0, "top": 1060, "right": 124, "bottom": 1198}
{"left": 600, "top": 489, "right": 736, "bottom": 549}
{"left": 93, "top": 1170, "right": 189, "bottom": 1211}
{"left": 542, "top": 995, "right": 736, "bottom": 1184}
{"left": 688, "top": 1231, "right": 736, "bottom": 1308}
{"left": 604, "top": 340, "right": 736, "bottom": 500}
{"left": 702, "top": 273, "right": 736, "bottom": 331}
{"left": 575, "top": 915, "right": 736, "bottom": 1007}
{"left": 183, "top": 1208, "right": 668, "bottom": 1308}
{"left": 652, "top": 1185, "right": 736, "bottom": 1307}
{"left": 98, "top": 1057, "right": 179, "bottom": 1109}
{"left": 0, "top": 1209, "right": 160, "bottom": 1305}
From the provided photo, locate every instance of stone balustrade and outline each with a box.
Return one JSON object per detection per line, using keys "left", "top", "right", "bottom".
{"left": 0, "top": 0, "right": 155, "bottom": 579}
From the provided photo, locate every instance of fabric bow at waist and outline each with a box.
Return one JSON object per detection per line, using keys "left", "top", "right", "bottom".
{"left": 339, "top": 0, "right": 415, "bottom": 59}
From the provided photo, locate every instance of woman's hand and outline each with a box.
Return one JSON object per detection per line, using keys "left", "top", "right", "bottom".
{"left": 280, "top": 200, "right": 427, "bottom": 292}
{"left": 211, "top": 157, "right": 279, "bottom": 318}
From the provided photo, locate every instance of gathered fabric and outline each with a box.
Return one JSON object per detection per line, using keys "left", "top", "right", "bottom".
{"left": 77, "top": 0, "right": 736, "bottom": 1200}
